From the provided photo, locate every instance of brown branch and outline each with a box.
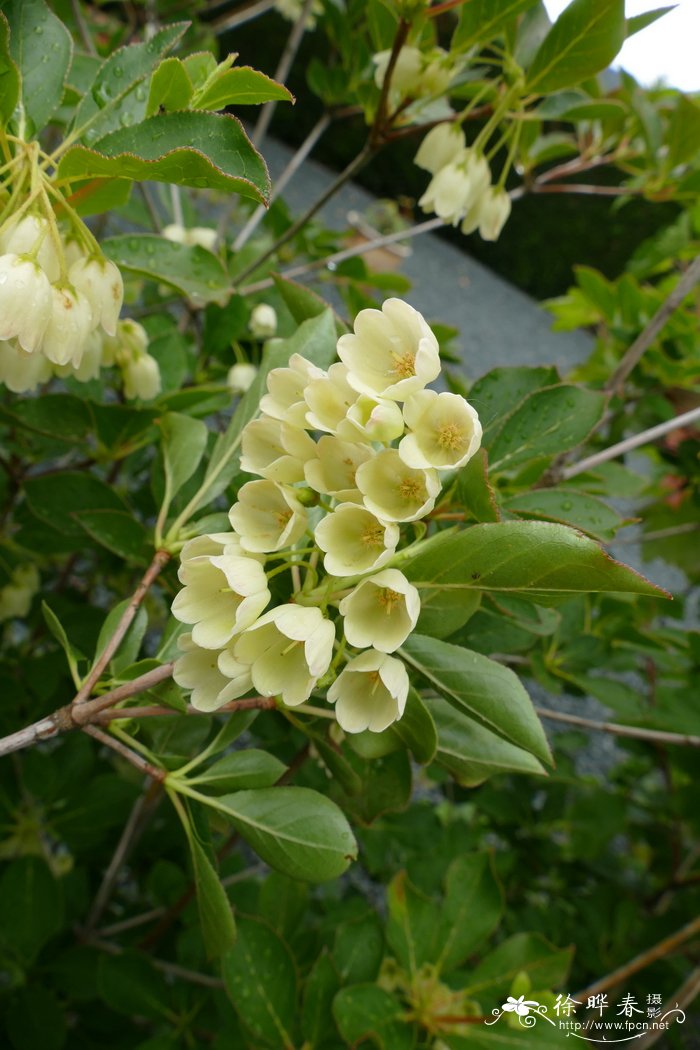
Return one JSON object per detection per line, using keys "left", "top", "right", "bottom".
{"left": 427, "top": 0, "right": 470, "bottom": 16}
{"left": 86, "top": 936, "right": 224, "bottom": 989}
{"left": 607, "top": 253, "right": 700, "bottom": 396}
{"left": 535, "top": 707, "right": 700, "bottom": 748}
{"left": 633, "top": 969, "right": 700, "bottom": 1049}
{"left": 370, "top": 18, "right": 411, "bottom": 148}
{"left": 575, "top": 916, "right": 700, "bottom": 1000}
{"left": 74, "top": 550, "right": 170, "bottom": 706}
{"left": 82, "top": 726, "right": 166, "bottom": 781}
{"left": 253, "top": 0, "right": 315, "bottom": 147}
{"left": 531, "top": 182, "right": 645, "bottom": 197}
{"left": 93, "top": 695, "right": 277, "bottom": 724}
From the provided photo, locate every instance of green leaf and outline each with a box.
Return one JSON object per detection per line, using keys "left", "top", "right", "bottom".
{"left": 432, "top": 695, "right": 548, "bottom": 785}
{"left": 469, "top": 366, "right": 559, "bottom": 439}
{"left": 453, "top": 0, "right": 539, "bottom": 49}
{"left": 193, "top": 65, "right": 293, "bottom": 109}
{"left": 24, "top": 472, "right": 127, "bottom": 541}
{"left": 41, "top": 601, "right": 82, "bottom": 682}
{"left": 97, "top": 952, "right": 173, "bottom": 1022}
{"left": 488, "top": 385, "right": 606, "bottom": 474}
{"left": 2, "top": 0, "right": 72, "bottom": 133}
{"left": 188, "top": 834, "right": 237, "bottom": 958}
{"left": 95, "top": 600, "right": 148, "bottom": 674}
{"left": 401, "top": 521, "right": 667, "bottom": 602}
{"left": 302, "top": 951, "right": 340, "bottom": 1048}
{"left": 0, "top": 858, "right": 64, "bottom": 964}
{"left": 0, "top": 393, "right": 93, "bottom": 443}
{"left": 668, "top": 95, "right": 700, "bottom": 167}
{"left": 386, "top": 870, "right": 438, "bottom": 975}
{"left": 0, "top": 13, "right": 20, "bottom": 124}
{"left": 272, "top": 274, "right": 348, "bottom": 334}
{"left": 147, "top": 56, "right": 193, "bottom": 115}
{"left": 194, "top": 310, "right": 337, "bottom": 511}
{"left": 190, "top": 750, "right": 287, "bottom": 792}
{"left": 389, "top": 686, "right": 437, "bottom": 764}
{"left": 258, "top": 872, "right": 308, "bottom": 941}
{"left": 102, "top": 234, "right": 230, "bottom": 304}
{"left": 158, "top": 412, "right": 209, "bottom": 525}
{"left": 455, "top": 449, "right": 501, "bottom": 522}
{"left": 504, "top": 488, "right": 626, "bottom": 542}
{"left": 626, "top": 5, "right": 675, "bottom": 38}
{"left": 4, "top": 987, "right": 66, "bottom": 1050}
{"left": 70, "top": 22, "right": 188, "bottom": 143}
{"left": 333, "top": 913, "right": 384, "bottom": 984}
{"left": 407, "top": 549, "right": 481, "bottom": 639}
{"left": 59, "top": 112, "right": 270, "bottom": 204}
{"left": 333, "top": 985, "right": 414, "bottom": 1050}
{"left": 464, "top": 933, "right": 573, "bottom": 1001}
{"left": 401, "top": 634, "right": 552, "bottom": 765}
{"left": 435, "top": 855, "right": 504, "bottom": 973}
{"left": 222, "top": 916, "right": 298, "bottom": 1048}
{"left": 73, "top": 509, "right": 149, "bottom": 562}
{"left": 526, "top": 0, "right": 625, "bottom": 93}
{"left": 203, "top": 786, "right": 357, "bottom": 882}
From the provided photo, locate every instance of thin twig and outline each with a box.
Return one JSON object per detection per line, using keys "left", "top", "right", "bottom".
{"left": 73, "top": 550, "right": 170, "bottom": 706}
{"left": 239, "top": 216, "right": 445, "bottom": 295}
{"left": 138, "top": 184, "right": 164, "bottom": 233}
{"left": 212, "top": 0, "right": 276, "bottom": 34}
{"left": 253, "top": 0, "right": 315, "bottom": 147}
{"left": 536, "top": 707, "right": 700, "bottom": 748}
{"left": 232, "top": 112, "right": 332, "bottom": 250}
{"left": 633, "top": 968, "right": 700, "bottom": 1049}
{"left": 370, "top": 18, "right": 411, "bottom": 149}
{"left": 97, "top": 908, "right": 165, "bottom": 938}
{"left": 82, "top": 725, "right": 166, "bottom": 781}
{"left": 576, "top": 916, "right": 700, "bottom": 1000}
{"left": 607, "top": 254, "right": 700, "bottom": 396}
{"left": 88, "top": 936, "right": 225, "bottom": 988}
{"left": 71, "top": 0, "right": 96, "bottom": 53}
{"left": 561, "top": 405, "right": 700, "bottom": 481}
{"left": 93, "top": 695, "right": 277, "bottom": 723}
{"left": 84, "top": 780, "right": 163, "bottom": 933}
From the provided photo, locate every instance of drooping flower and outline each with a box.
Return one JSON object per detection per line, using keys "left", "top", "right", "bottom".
{"left": 41, "top": 285, "right": 93, "bottom": 366}
{"left": 373, "top": 46, "right": 423, "bottom": 97}
{"left": 121, "top": 352, "right": 161, "bottom": 400}
{"left": 474, "top": 186, "right": 512, "bottom": 241}
{"left": 0, "top": 339, "right": 52, "bottom": 392}
{"left": 227, "top": 362, "right": 258, "bottom": 394}
{"left": 0, "top": 214, "right": 60, "bottom": 281}
{"left": 229, "top": 604, "right": 335, "bottom": 706}
{"left": 68, "top": 256, "right": 124, "bottom": 336}
{"left": 337, "top": 298, "right": 440, "bottom": 402}
{"left": 419, "top": 149, "right": 490, "bottom": 226}
{"left": 173, "top": 633, "right": 252, "bottom": 712}
{"left": 249, "top": 303, "right": 278, "bottom": 339}
{"left": 399, "top": 390, "right": 482, "bottom": 471}
{"left": 0, "top": 254, "right": 52, "bottom": 352}
{"left": 304, "top": 435, "right": 372, "bottom": 501}
{"left": 240, "top": 416, "right": 316, "bottom": 484}
{"left": 414, "top": 123, "right": 466, "bottom": 175}
{"left": 339, "top": 568, "right": 420, "bottom": 652}
{"left": 172, "top": 552, "right": 271, "bottom": 649}
{"left": 356, "top": 448, "right": 440, "bottom": 522}
{"left": 314, "top": 503, "right": 399, "bottom": 577}
{"left": 229, "top": 479, "right": 307, "bottom": 553}
{"left": 327, "top": 650, "right": 409, "bottom": 733}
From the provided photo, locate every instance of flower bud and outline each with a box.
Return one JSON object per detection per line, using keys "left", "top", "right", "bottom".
{"left": 249, "top": 303, "right": 278, "bottom": 339}
{"left": 121, "top": 353, "right": 161, "bottom": 400}
{"left": 327, "top": 650, "right": 409, "bottom": 733}
{"left": 227, "top": 362, "right": 257, "bottom": 393}
{"left": 163, "top": 224, "right": 218, "bottom": 251}
{"left": 0, "top": 254, "right": 52, "bottom": 352}
{"left": 373, "top": 46, "right": 423, "bottom": 97}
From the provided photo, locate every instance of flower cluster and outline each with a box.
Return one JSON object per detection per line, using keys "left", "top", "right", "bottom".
{"left": 373, "top": 47, "right": 463, "bottom": 106}
{"left": 415, "top": 124, "right": 512, "bottom": 240}
{"left": 172, "top": 298, "right": 482, "bottom": 734}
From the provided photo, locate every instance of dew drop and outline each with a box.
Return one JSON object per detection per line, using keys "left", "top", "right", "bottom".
{"left": 113, "top": 65, "right": 124, "bottom": 79}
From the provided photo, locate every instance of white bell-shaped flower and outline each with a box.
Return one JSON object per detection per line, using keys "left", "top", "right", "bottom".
{"left": 315, "top": 503, "right": 399, "bottom": 577}
{"left": 419, "top": 148, "right": 490, "bottom": 226}
{"left": 260, "top": 353, "right": 323, "bottom": 428}
{"left": 356, "top": 449, "right": 440, "bottom": 522}
{"left": 399, "top": 390, "right": 482, "bottom": 471}
{"left": 240, "top": 416, "right": 316, "bottom": 484}
{"left": 0, "top": 214, "right": 61, "bottom": 282}
{"left": 121, "top": 353, "right": 161, "bottom": 400}
{"left": 249, "top": 303, "right": 277, "bottom": 339}
{"left": 0, "top": 339, "right": 52, "bottom": 392}
{"left": 337, "top": 298, "right": 440, "bottom": 402}
{"left": 229, "top": 604, "right": 335, "bottom": 706}
{"left": 373, "top": 45, "right": 423, "bottom": 97}
{"left": 339, "top": 568, "right": 420, "bottom": 653}
{"left": 414, "top": 123, "right": 466, "bottom": 175}
{"left": 53, "top": 329, "right": 103, "bottom": 382}
{"left": 338, "top": 393, "right": 405, "bottom": 444}
{"left": 476, "top": 186, "right": 512, "bottom": 241}
{"left": 229, "top": 479, "right": 307, "bottom": 553}
{"left": 42, "top": 285, "right": 92, "bottom": 366}
{"left": 328, "top": 650, "right": 409, "bottom": 733}
{"left": 68, "top": 256, "right": 124, "bottom": 336}
{"left": 101, "top": 318, "right": 148, "bottom": 367}
{"left": 418, "top": 49, "right": 458, "bottom": 97}
{"left": 304, "top": 362, "right": 357, "bottom": 433}
{"left": 304, "top": 435, "right": 372, "bottom": 501}
{"left": 172, "top": 552, "right": 271, "bottom": 649}
{"left": 0, "top": 254, "right": 52, "bottom": 352}
{"left": 174, "top": 634, "right": 252, "bottom": 712}
{"left": 227, "top": 362, "right": 257, "bottom": 394}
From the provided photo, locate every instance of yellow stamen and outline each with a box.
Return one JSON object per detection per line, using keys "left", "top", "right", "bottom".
{"left": 377, "top": 588, "right": 402, "bottom": 614}
{"left": 390, "top": 350, "right": 416, "bottom": 379}
{"left": 399, "top": 477, "right": 422, "bottom": 501}
{"left": 361, "top": 524, "right": 385, "bottom": 549}
{"left": 436, "top": 421, "right": 464, "bottom": 451}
